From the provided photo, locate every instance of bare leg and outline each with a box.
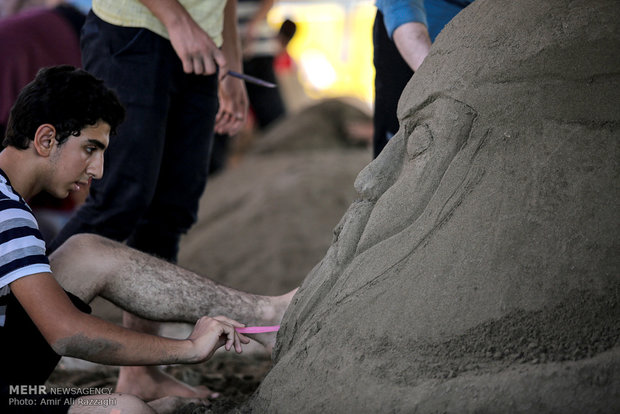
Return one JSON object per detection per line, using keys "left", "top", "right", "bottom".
{"left": 115, "top": 313, "right": 214, "bottom": 401}
{"left": 51, "top": 234, "right": 295, "bottom": 401}
{"left": 50, "top": 234, "right": 296, "bottom": 344}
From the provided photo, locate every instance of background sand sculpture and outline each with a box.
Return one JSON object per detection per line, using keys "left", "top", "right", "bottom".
{"left": 247, "top": 0, "right": 620, "bottom": 412}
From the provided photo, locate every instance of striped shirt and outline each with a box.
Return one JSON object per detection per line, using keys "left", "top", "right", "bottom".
{"left": 0, "top": 169, "right": 51, "bottom": 302}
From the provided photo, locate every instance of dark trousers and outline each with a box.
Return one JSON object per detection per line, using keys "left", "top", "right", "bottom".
{"left": 372, "top": 10, "right": 414, "bottom": 158}
{"left": 48, "top": 12, "right": 219, "bottom": 262}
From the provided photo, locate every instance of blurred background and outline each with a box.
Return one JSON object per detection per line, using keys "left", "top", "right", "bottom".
{"left": 1, "top": 0, "right": 378, "bottom": 244}
{"left": 1, "top": 0, "right": 377, "bottom": 111}
{"left": 268, "top": 0, "right": 375, "bottom": 109}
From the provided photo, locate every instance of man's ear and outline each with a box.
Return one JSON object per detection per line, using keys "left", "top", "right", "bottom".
{"left": 33, "top": 124, "right": 57, "bottom": 157}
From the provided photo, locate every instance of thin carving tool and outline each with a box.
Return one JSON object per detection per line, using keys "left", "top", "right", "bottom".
{"left": 227, "top": 70, "right": 277, "bottom": 88}
{"left": 235, "top": 325, "right": 280, "bottom": 334}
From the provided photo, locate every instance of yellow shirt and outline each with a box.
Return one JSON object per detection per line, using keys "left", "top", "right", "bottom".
{"left": 92, "top": 0, "right": 226, "bottom": 46}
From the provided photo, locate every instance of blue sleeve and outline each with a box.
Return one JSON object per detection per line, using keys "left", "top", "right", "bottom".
{"left": 376, "top": 0, "right": 427, "bottom": 38}
{"left": 424, "top": 0, "right": 474, "bottom": 41}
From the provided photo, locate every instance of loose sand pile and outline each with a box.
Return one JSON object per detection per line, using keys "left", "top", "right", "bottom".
{"left": 246, "top": 0, "right": 620, "bottom": 412}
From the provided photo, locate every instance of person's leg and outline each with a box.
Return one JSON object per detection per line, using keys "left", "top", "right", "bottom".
{"left": 51, "top": 234, "right": 295, "bottom": 401}
{"left": 126, "top": 71, "right": 217, "bottom": 262}
{"left": 118, "top": 69, "right": 219, "bottom": 401}
{"left": 50, "top": 13, "right": 211, "bottom": 400}
{"left": 49, "top": 234, "right": 294, "bottom": 342}
{"left": 208, "top": 132, "right": 230, "bottom": 175}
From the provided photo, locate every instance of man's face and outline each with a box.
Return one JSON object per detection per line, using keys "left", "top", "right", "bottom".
{"left": 46, "top": 122, "right": 109, "bottom": 199}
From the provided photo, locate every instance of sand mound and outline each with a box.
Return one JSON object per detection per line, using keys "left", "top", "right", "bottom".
{"left": 248, "top": 0, "right": 620, "bottom": 412}
{"left": 251, "top": 98, "right": 372, "bottom": 154}
{"left": 178, "top": 99, "right": 371, "bottom": 295}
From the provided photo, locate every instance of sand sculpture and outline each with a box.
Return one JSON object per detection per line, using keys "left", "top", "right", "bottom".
{"left": 247, "top": 0, "right": 620, "bottom": 411}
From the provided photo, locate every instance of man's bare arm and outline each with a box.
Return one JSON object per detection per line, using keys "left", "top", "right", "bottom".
{"left": 11, "top": 273, "right": 248, "bottom": 365}
{"left": 392, "top": 21, "right": 431, "bottom": 71}
{"left": 216, "top": 0, "right": 249, "bottom": 135}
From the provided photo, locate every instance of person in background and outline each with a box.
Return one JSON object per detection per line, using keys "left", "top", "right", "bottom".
{"left": 273, "top": 18, "right": 297, "bottom": 76}
{"left": 237, "top": 0, "right": 286, "bottom": 130}
{"left": 373, "top": 0, "right": 474, "bottom": 158}
{"left": 0, "top": 1, "right": 85, "bottom": 140}
{"left": 47, "top": 0, "right": 248, "bottom": 402}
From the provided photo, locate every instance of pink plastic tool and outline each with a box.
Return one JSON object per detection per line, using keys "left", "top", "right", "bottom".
{"left": 235, "top": 325, "right": 280, "bottom": 334}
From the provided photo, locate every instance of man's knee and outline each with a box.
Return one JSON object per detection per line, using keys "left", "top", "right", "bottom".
{"left": 50, "top": 234, "right": 124, "bottom": 276}
{"left": 54, "top": 234, "right": 107, "bottom": 255}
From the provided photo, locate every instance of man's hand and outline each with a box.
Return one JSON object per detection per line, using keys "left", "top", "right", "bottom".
{"left": 215, "top": 76, "right": 248, "bottom": 135}
{"left": 186, "top": 316, "right": 250, "bottom": 362}
{"left": 139, "top": 0, "right": 227, "bottom": 76}
{"left": 167, "top": 17, "right": 228, "bottom": 76}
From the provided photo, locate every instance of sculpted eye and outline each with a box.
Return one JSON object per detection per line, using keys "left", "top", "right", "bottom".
{"left": 406, "top": 124, "right": 433, "bottom": 159}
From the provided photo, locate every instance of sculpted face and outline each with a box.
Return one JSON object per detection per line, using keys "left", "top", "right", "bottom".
{"left": 353, "top": 97, "right": 476, "bottom": 256}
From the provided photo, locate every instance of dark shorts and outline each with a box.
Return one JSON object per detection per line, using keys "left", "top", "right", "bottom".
{"left": 0, "top": 290, "right": 91, "bottom": 413}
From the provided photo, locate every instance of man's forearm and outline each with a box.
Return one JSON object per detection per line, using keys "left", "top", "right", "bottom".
{"left": 12, "top": 272, "right": 197, "bottom": 366}
{"left": 222, "top": 0, "right": 243, "bottom": 72}
{"left": 393, "top": 21, "right": 432, "bottom": 71}
{"left": 51, "top": 312, "right": 196, "bottom": 366}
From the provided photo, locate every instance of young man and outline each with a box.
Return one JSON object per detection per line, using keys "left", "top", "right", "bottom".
{"left": 0, "top": 66, "right": 294, "bottom": 414}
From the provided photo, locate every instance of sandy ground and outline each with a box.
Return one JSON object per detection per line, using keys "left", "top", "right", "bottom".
{"left": 48, "top": 349, "right": 273, "bottom": 413}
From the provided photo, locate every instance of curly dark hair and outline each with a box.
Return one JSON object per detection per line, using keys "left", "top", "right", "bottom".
{"left": 3, "top": 65, "right": 125, "bottom": 149}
